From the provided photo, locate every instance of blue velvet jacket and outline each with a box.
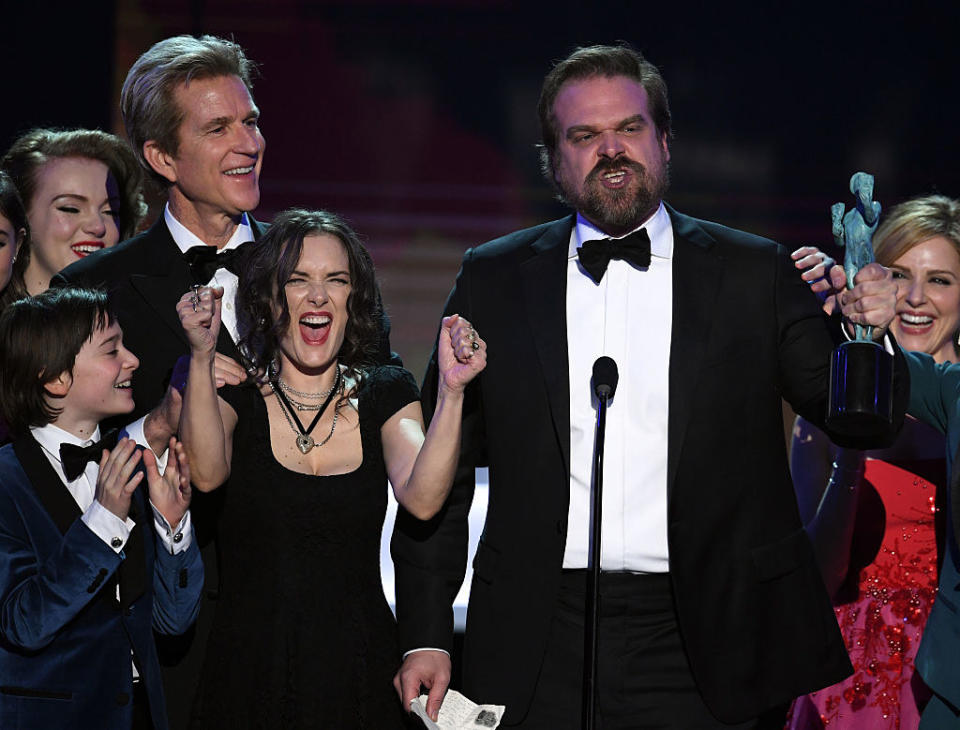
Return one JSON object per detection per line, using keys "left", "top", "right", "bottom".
{"left": 0, "top": 436, "right": 203, "bottom": 730}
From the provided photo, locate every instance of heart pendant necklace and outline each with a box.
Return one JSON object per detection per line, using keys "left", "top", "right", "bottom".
{"left": 270, "top": 365, "right": 342, "bottom": 454}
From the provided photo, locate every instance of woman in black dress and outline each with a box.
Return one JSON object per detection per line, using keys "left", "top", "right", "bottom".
{"left": 176, "top": 209, "right": 485, "bottom": 729}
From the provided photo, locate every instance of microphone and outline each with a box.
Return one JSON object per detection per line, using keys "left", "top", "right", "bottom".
{"left": 592, "top": 356, "right": 619, "bottom": 401}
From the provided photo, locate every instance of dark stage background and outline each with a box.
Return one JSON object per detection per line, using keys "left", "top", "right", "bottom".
{"left": 7, "top": 0, "right": 960, "bottom": 674}
{"left": 8, "top": 0, "right": 960, "bottom": 380}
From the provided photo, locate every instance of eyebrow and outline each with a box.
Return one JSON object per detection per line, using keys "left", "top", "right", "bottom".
{"left": 203, "top": 116, "right": 234, "bottom": 130}
{"left": 891, "top": 265, "right": 958, "bottom": 276}
{"left": 565, "top": 114, "right": 648, "bottom": 139}
{"left": 98, "top": 333, "right": 120, "bottom": 348}
{"left": 290, "top": 268, "right": 351, "bottom": 277}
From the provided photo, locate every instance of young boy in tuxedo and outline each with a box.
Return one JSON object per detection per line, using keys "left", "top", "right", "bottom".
{"left": 0, "top": 287, "right": 203, "bottom": 730}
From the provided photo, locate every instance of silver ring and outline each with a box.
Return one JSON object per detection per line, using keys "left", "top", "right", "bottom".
{"left": 191, "top": 285, "right": 201, "bottom": 312}
{"left": 471, "top": 341, "right": 480, "bottom": 351}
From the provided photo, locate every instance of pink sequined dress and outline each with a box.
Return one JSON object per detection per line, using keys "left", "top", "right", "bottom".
{"left": 789, "top": 457, "right": 945, "bottom": 729}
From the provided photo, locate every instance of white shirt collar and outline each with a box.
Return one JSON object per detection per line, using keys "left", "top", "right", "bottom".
{"left": 30, "top": 422, "right": 102, "bottom": 465}
{"left": 164, "top": 203, "right": 254, "bottom": 253}
{"left": 569, "top": 201, "right": 673, "bottom": 260}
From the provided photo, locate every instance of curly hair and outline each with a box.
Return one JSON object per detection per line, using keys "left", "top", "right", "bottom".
{"left": 237, "top": 208, "right": 384, "bottom": 387}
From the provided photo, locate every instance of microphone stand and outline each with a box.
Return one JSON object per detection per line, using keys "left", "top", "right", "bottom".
{"left": 582, "top": 386, "right": 611, "bottom": 730}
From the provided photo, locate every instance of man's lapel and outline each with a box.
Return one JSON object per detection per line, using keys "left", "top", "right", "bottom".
{"left": 666, "top": 206, "right": 725, "bottom": 496}
{"left": 13, "top": 435, "right": 81, "bottom": 536}
{"left": 128, "top": 218, "right": 198, "bottom": 351}
{"left": 521, "top": 217, "right": 573, "bottom": 477}
{"left": 127, "top": 215, "right": 267, "bottom": 360}
{"left": 14, "top": 433, "right": 148, "bottom": 608}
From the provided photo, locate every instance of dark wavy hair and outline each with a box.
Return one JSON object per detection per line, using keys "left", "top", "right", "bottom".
{"left": 237, "top": 208, "right": 384, "bottom": 387}
{"left": 0, "top": 287, "right": 114, "bottom": 435}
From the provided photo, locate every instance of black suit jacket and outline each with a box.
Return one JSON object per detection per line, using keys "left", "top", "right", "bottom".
{"left": 52, "top": 216, "right": 268, "bottom": 425}
{"left": 50, "top": 215, "right": 268, "bottom": 729}
{"left": 392, "top": 206, "right": 908, "bottom": 724}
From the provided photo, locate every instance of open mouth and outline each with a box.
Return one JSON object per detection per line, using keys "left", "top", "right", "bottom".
{"left": 114, "top": 380, "right": 132, "bottom": 390}
{"left": 299, "top": 313, "right": 331, "bottom": 345}
{"left": 224, "top": 165, "right": 255, "bottom": 176}
{"left": 71, "top": 241, "right": 105, "bottom": 257}
{"left": 600, "top": 170, "right": 629, "bottom": 187}
{"left": 899, "top": 312, "right": 933, "bottom": 327}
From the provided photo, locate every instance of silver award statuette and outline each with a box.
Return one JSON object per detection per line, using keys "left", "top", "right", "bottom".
{"left": 826, "top": 172, "right": 894, "bottom": 435}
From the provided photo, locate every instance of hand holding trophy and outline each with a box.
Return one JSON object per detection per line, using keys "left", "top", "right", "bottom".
{"left": 826, "top": 172, "right": 894, "bottom": 435}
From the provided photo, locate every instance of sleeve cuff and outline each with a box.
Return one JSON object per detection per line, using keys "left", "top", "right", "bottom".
{"left": 123, "top": 417, "right": 170, "bottom": 473}
{"left": 83, "top": 500, "right": 135, "bottom": 553}
{"left": 149, "top": 502, "right": 193, "bottom": 555}
{"left": 402, "top": 647, "right": 451, "bottom": 660}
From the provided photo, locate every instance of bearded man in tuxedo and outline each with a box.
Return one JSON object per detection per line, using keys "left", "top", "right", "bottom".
{"left": 392, "top": 43, "right": 905, "bottom": 729}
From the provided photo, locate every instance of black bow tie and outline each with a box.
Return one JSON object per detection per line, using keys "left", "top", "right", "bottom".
{"left": 59, "top": 429, "right": 119, "bottom": 481}
{"left": 183, "top": 242, "right": 252, "bottom": 284}
{"left": 576, "top": 228, "right": 652, "bottom": 284}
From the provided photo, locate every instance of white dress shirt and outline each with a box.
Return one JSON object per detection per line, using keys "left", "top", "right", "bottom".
{"left": 30, "top": 423, "right": 193, "bottom": 556}
{"left": 563, "top": 202, "right": 673, "bottom": 573}
{"left": 121, "top": 207, "right": 254, "bottom": 449}
{"left": 165, "top": 203, "right": 254, "bottom": 343}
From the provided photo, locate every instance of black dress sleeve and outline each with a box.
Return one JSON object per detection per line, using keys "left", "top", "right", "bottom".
{"left": 360, "top": 366, "right": 420, "bottom": 428}
{"left": 216, "top": 381, "right": 257, "bottom": 419}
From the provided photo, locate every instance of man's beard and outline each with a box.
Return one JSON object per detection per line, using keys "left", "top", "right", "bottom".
{"left": 558, "top": 155, "right": 670, "bottom": 236}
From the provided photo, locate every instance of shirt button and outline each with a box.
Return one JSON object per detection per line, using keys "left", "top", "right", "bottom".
{"left": 110, "top": 537, "right": 123, "bottom": 549}
{"left": 173, "top": 532, "right": 183, "bottom": 543}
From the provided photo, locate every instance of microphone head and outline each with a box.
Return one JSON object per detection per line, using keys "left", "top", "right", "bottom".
{"left": 592, "top": 356, "right": 619, "bottom": 400}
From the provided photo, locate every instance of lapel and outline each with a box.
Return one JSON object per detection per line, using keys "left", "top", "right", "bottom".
{"left": 126, "top": 216, "right": 267, "bottom": 360}
{"left": 127, "top": 217, "right": 201, "bottom": 352}
{"left": 13, "top": 434, "right": 147, "bottom": 608}
{"left": 520, "top": 217, "right": 573, "bottom": 476}
{"left": 13, "top": 435, "right": 81, "bottom": 536}
{"left": 665, "top": 206, "right": 725, "bottom": 497}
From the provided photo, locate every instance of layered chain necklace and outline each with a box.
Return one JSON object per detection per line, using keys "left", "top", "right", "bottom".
{"left": 268, "top": 365, "right": 343, "bottom": 454}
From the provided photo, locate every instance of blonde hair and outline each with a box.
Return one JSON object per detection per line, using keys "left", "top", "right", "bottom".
{"left": 873, "top": 195, "right": 960, "bottom": 266}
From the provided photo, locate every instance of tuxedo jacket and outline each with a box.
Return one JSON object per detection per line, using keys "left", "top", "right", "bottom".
{"left": 0, "top": 436, "right": 203, "bottom": 730}
{"left": 52, "top": 216, "right": 269, "bottom": 426}
{"left": 902, "top": 351, "right": 960, "bottom": 712}
{"left": 392, "top": 207, "right": 908, "bottom": 724}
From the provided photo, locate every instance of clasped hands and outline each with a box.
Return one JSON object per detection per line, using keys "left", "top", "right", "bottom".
{"left": 95, "top": 437, "right": 192, "bottom": 528}
{"left": 143, "top": 286, "right": 246, "bottom": 454}
{"left": 791, "top": 246, "right": 896, "bottom": 340}
{"left": 437, "top": 313, "right": 487, "bottom": 394}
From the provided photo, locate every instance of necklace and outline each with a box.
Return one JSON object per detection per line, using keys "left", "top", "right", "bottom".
{"left": 269, "top": 366, "right": 342, "bottom": 454}
{"left": 277, "top": 376, "right": 338, "bottom": 400}
{"left": 269, "top": 360, "right": 338, "bottom": 400}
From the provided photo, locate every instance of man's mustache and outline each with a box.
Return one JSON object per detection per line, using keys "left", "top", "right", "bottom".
{"left": 586, "top": 157, "right": 646, "bottom": 183}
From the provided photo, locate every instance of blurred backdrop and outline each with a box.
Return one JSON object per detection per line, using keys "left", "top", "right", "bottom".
{"left": 8, "top": 0, "right": 960, "bottom": 625}
{"left": 8, "top": 0, "right": 960, "bottom": 379}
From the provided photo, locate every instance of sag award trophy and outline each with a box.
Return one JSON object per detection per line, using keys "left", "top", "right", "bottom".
{"left": 826, "top": 171, "right": 894, "bottom": 434}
